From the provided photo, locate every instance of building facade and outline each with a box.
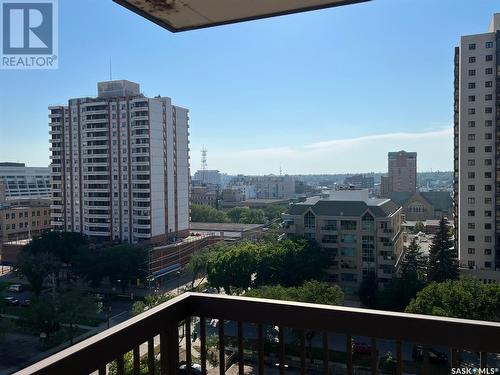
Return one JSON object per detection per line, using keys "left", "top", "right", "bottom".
{"left": 388, "top": 191, "right": 453, "bottom": 222}
{"left": 193, "top": 170, "right": 221, "bottom": 186}
{"left": 228, "top": 175, "right": 295, "bottom": 199}
{"left": 191, "top": 186, "right": 218, "bottom": 208}
{"left": 344, "top": 174, "right": 375, "bottom": 190}
{"left": 49, "top": 80, "right": 190, "bottom": 244}
{"left": 0, "top": 163, "right": 50, "bottom": 199}
{"left": 0, "top": 198, "right": 51, "bottom": 242}
{"left": 454, "top": 14, "right": 500, "bottom": 281}
{"left": 386, "top": 151, "right": 417, "bottom": 194}
{"left": 283, "top": 190, "right": 403, "bottom": 296}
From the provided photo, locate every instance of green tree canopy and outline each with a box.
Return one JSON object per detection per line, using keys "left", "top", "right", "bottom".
{"left": 428, "top": 218, "right": 458, "bottom": 283}
{"left": 405, "top": 278, "right": 500, "bottom": 322}
{"left": 358, "top": 271, "right": 378, "bottom": 308}
{"left": 16, "top": 251, "right": 60, "bottom": 296}
{"left": 245, "top": 281, "right": 344, "bottom": 306}
{"left": 412, "top": 221, "right": 425, "bottom": 234}
{"left": 23, "top": 231, "right": 88, "bottom": 264}
{"left": 227, "top": 207, "right": 266, "bottom": 224}
{"left": 191, "top": 204, "right": 229, "bottom": 223}
{"left": 400, "top": 238, "right": 427, "bottom": 282}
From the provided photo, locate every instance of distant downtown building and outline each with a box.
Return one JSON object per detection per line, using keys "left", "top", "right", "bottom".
{"left": 193, "top": 169, "right": 221, "bottom": 186}
{"left": 283, "top": 190, "right": 403, "bottom": 296}
{"left": 381, "top": 151, "right": 417, "bottom": 197}
{"left": 228, "top": 174, "right": 295, "bottom": 199}
{"left": 454, "top": 14, "right": 500, "bottom": 281}
{"left": 49, "top": 80, "right": 190, "bottom": 244}
{"left": 0, "top": 162, "right": 50, "bottom": 199}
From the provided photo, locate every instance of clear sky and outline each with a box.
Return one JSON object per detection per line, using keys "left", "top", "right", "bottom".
{"left": 0, "top": 0, "right": 498, "bottom": 174}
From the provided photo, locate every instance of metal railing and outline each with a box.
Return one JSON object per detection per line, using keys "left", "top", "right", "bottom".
{"left": 14, "top": 293, "right": 500, "bottom": 375}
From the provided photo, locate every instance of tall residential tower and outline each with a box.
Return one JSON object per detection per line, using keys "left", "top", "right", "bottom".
{"left": 49, "top": 80, "right": 190, "bottom": 244}
{"left": 454, "top": 14, "right": 500, "bottom": 282}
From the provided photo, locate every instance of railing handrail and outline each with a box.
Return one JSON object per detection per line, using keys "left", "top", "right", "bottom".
{"left": 13, "top": 292, "right": 500, "bottom": 375}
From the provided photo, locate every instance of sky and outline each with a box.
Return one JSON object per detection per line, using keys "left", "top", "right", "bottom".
{"left": 0, "top": 0, "right": 498, "bottom": 175}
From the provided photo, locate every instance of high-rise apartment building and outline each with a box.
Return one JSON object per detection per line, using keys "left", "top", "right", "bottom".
{"left": 386, "top": 151, "right": 417, "bottom": 194}
{"left": 454, "top": 14, "right": 500, "bottom": 281}
{"left": 0, "top": 163, "right": 50, "bottom": 199}
{"left": 49, "top": 80, "right": 190, "bottom": 244}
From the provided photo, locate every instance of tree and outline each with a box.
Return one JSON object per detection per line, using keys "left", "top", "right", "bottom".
{"left": 191, "top": 204, "right": 229, "bottom": 223}
{"left": 185, "top": 244, "right": 225, "bottom": 288}
{"left": 16, "top": 251, "right": 60, "bottom": 296}
{"left": 358, "top": 271, "right": 378, "bottom": 308}
{"left": 227, "top": 207, "right": 266, "bottom": 224}
{"left": 405, "top": 278, "right": 500, "bottom": 322}
{"left": 58, "top": 288, "right": 97, "bottom": 344}
{"left": 245, "top": 281, "right": 344, "bottom": 306}
{"left": 400, "top": 238, "right": 427, "bottom": 282}
{"left": 412, "top": 221, "right": 425, "bottom": 234}
{"left": 427, "top": 218, "right": 458, "bottom": 283}
{"left": 132, "top": 293, "right": 174, "bottom": 316}
{"left": 23, "top": 231, "right": 88, "bottom": 265}
{"left": 103, "top": 245, "right": 148, "bottom": 293}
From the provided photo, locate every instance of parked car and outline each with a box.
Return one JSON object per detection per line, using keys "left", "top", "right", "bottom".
{"left": 21, "top": 299, "right": 31, "bottom": 307}
{"left": 8, "top": 284, "right": 23, "bottom": 293}
{"left": 352, "top": 342, "right": 373, "bottom": 355}
{"left": 4, "top": 296, "right": 20, "bottom": 306}
{"left": 412, "top": 345, "right": 448, "bottom": 364}
{"left": 179, "top": 362, "right": 204, "bottom": 375}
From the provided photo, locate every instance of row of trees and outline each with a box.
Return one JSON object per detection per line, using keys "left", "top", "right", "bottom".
{"left": 190, "top": 204, "right": 286, "bottom": 224}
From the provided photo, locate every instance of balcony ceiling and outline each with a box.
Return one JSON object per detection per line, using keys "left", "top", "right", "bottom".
{"left": 113, "top": 0, "right": 370, "bottom": 32}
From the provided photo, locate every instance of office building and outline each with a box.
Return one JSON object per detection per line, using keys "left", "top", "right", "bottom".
{"left": 283, "top": 189, "right": 403, "bottom": 296}
{"left": 0, "top": 162, "right": 50, "bottom": 199}
{"left": 193, "top": 169, "right": 221, "bottom": 186}
{"left": 344, "top": 174, "right": 375, "bottom": 190}
{"left": 454, "top": 14, "right": 500, "bottom": 281}
{"left": 386, "top": 151, "right": 417, "bottom": 194}
{"left": 228, "top": 175, "right": 295, "bottom": 199}
{"left": 49, "top": 80, "right": 190, "bottom": 244}
{"left": 0, "top": 198, "right": 51, "bottom": 242}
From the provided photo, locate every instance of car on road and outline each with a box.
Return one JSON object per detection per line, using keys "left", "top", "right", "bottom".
{"left": 4, "top": 296, "right": 20, "bottom": 306}
{"left": 179, "top": 362, "right": 204, "bottom": 375}
{"left": 412, "top": 345, "right": 448, "bottom": 364}
{"left": 8, "top": 284, "right": 23, "bottom": 293}
{"left": 352, "top": 342, "right": 373, "bottom": 355}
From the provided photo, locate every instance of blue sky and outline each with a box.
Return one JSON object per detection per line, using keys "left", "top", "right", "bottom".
{"left": 0, "top": 0, "right": 498, "bottom": 174}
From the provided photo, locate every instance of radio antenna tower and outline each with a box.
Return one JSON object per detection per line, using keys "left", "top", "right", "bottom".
{"left": 201, "top": 148, "right": 208, "bottom": 182}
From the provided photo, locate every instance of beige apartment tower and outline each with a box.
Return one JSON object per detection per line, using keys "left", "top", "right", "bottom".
{"left": 454, "top": 14, "right": 500, "bottom": 282}
{"left": 49, "top": 80, "right": 190, "bottom": 244}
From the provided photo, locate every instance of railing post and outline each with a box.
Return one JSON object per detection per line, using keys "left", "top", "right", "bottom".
{"left": 370, "top": 338, "right": 377, "bottom": 375}
{"left": 480, "top": 352, "right": 488, "bottom": 368}
{"left": 396, "top": 340, "right": 402, "bottom": 375}
{"left": 238, "top": 321, "right": 244, "bottom": 375}
{"left": 422, "top": 345, "right": 430, "bottom": 375}
{"left": 258, "top": 323, "right": 264, "bottom": 375}
{"left": 133, "top": 346, "right": 140, "bottom": 375}
{"left": 279, "top": 326, "right": 285, "bottom": 375}
{"left": 116, "top": 354, "right": 125, "bottom": 375}
{"left": 160, "top": 324, "right": 179, "bottom": 375}
{"left": 148, "top": 338, "right": 155, "bottom": 375}
{"left": 185, "top": 317, "right": 192, "bottom": 375}
{"left": 219, "top": 319, "right": 225, "bottom": 375}
{"left": 322, "top": 332, "right": 329, "bottom": 375}
{"left": 200, "top": 317, "right": 207, "bottom": 375}
{"left": 300, "top": 330, "right": 306, "bottom": 375}
{"left": 346, "top": 335, "right": 353, "bottom": 375}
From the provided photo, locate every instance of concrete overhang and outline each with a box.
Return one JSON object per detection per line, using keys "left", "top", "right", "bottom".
{"left": 113, "top": 0, "right": 370, "bottom": 32}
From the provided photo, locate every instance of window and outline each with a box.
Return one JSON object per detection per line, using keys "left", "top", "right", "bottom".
{"left": 467, "top": 235, "right": 475, "bottom": 241}
{"left": 468, "top": 260, "right": 475, "bottom": 268}
{"left": 485, "top": 41, "right": 493, "bottom": 48}
{"left": 485, "top": 159, "right": 492, "bottom": 165}
{"left": 468, "top": 43, "right": 476, "bottom": 50}
{"left": 468, "top": 223, "right": 475, "bottom": 229}
{"left": 485, "top": 172, "right": 492, "bottom": 178}
{"left": 485, "top": 133, "right": 492, "bottom": 140}
{"left": 468, "top": 82, "right": 476, "bottom": 89}
{"left": 486, "top": 54, "right": 493, "bottom": 61}
{"left": 485, "top": 185, "right": 492, "bottom": 191}
{"left": 467, "top": 185, "right": 475, "bottom": 191}
{"left": 468, "top": 56, "right": 476, "bottom": 63}
{"left": 468, "top": 69, "right": 476, "bottom": 76}
{"left": 467, "top": 197, "right": 475, "bottom": 204}
{"left": 485, "top": 249, "right": 492, "bottom": 255}
{"left": 485, "top": 68, "right": 493, "bottom": 74}
{"left": 468, "top": 147, "right": 475, "bottom": 153}
{"left": 468, "top": 108, "right": 475, "bottom": 114}
{"left": 485, "top": 81, "right": 493, "bottom": 88}
{"left": 485, "top": 223, "right": 492, "bottom": 229}
{"left": 485, "top": 94, "right": 492, "bottom": 101}
{"left": 468, "top": 95, "right": 475, "bottom": 102}
{"left": 485, "top": 107, "right": 492, "bottom": 114}
{"left": 304, "top": 211, "right": 315, "bottom": 228}
{"left": 485, "top": 210, "right": 492, "bottom": 217}
{"left": 485, "top": 120, "right": 492, "bottom": 127}
{"left": 485, "top": 146, "right": 492, "bottom": 152}
{"left": 468, "top": 210, "right": 475, "bottom": 217}
{"left": 468, "top": 172, "right": 475, "bottom": 178}
{"left": 467, "top": 134, "right": 475, "bottom": 141}
{"left": 485, "top": 197, "right": 492, "bottom": 204}
{"left": 485, "top": 235, "right": 492, "bottom": 243}
{"left": 468, "top": 159, "right": 475, "bottom": 166}
{"left": 468, "top": 248, "right": 475, "bottom": 254}
{"left": 485, "top": 262, "right": 492, "bottom": 268}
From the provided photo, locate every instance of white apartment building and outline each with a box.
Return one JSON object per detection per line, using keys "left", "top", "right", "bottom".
{"left": 454, "top": 14, "right": 500, "bottom": 282}
{"left": 229, "top": 175, "right": 295, "bottom": 199}
{"left": 49, "top": 80, "right": 190, "bottom": 244}
{"left": 0, "top": 163, "right": 50, "bottom": 199}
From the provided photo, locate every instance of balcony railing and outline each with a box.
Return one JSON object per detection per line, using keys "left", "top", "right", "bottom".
{"left": 14, "top": 293, "right": 500, "bottom": 375}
